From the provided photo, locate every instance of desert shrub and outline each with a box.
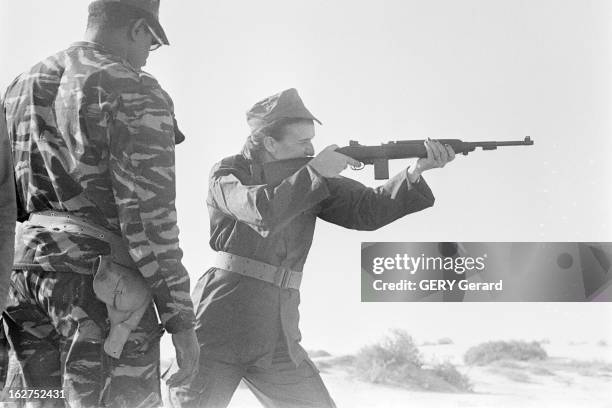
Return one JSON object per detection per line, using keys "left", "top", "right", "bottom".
{"left": 354, "top": 330, "right": 423, "bottom": 384}
{"left": 357, "top": 329, "right": 423, "bottom": 369}
{"left": 354, "top": 329, "right": 471, "bottom": 392}
{"left": 464, "top": 341, "right": 547, "bottom": 366}
{"left": 430, "top": 362, "right": 472, "bottom": 391}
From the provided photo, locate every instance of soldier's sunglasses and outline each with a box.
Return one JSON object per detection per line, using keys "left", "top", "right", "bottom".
{"left": 145, "top": 23, "right": 163, "bottom": 51}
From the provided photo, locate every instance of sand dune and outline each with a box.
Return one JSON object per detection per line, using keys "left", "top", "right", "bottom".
{"left": 162, "top": 342, "right": 612, "bottom": 408}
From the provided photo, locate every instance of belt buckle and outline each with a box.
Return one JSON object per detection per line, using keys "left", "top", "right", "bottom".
{"left": 275, "top": 267, "right": 291, "bottom": 289}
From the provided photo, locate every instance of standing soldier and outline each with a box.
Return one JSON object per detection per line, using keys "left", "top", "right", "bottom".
{"left": 2, "top": 1, "right": 198, "bottom": 406}
{"left": 170, "top": 88, "right": 455, "bottom": 407}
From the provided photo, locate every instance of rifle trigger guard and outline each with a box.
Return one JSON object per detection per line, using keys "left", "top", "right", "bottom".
{"left": 350, "top": 162, "right": 365, "bottom": 171}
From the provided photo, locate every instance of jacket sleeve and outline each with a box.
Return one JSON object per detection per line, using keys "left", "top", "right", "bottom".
{"left": 100, "top": 78, "right": 195, "bottom": 334}
{"left": 208, "top": 161, "right": 330, "bottom": 237}
{"left": 0, "top": 111, "right": 16, "bottom": 313}
{"left": 317, "top": 169, "right": 436, "bottom": 230}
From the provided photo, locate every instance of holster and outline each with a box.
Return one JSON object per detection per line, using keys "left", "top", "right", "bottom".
{"left": 93, "top": 256, "right": 151, "bottom": 359}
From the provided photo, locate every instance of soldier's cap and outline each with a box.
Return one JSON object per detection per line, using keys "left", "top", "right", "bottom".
{"left": 246, "top": 88, "right": 322, "bottom": 129}
{"left": 89, "top": 0, "right": 169, "bottom": 46}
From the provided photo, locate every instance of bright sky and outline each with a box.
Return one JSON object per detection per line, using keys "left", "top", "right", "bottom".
{"left": 1, "top": 0, "right": 611, "bottom": 356}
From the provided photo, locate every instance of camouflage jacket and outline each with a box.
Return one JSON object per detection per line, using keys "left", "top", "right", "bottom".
{"left": 195, "top": 154, "right": 435, "bottom": 367}
{"left": 0, "top": 113, "right": 16, "bottom": 312}
{"left": 2, "top": 41, "right": 195, "bottom": 333}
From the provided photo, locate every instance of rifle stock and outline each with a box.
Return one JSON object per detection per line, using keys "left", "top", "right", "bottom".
{"left": 263, "top": 136, "right": 533, "bottom": 184}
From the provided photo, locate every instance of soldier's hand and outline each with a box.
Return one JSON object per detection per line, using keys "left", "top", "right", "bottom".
{"left": 408, "top": 138, "right": 456, "bottom": 181}
{"left": 167, "top": 328, "right": 200, "bottom": 388}
{"left": 308, "top": 144, "right": 361, "bottom": 178}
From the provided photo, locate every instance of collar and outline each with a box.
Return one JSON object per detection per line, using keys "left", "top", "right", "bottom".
{"left": 69, "top": 41, "right": 138, "bottom": 72}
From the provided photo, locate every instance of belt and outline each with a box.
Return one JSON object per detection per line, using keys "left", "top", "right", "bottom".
{"left": 28, "top": 211, "right": 135, "bottom": 269}
{"left": 213, "top": 251, "right": 302, "bottom": 290}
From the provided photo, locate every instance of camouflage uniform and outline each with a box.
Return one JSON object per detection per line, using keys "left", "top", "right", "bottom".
{"left": 2, "top": 41, "right": 195, "bottom": 407}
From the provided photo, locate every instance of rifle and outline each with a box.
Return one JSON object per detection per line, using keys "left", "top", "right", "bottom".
{"left": 263, "top": 136, "right": 534, "bottom": 184}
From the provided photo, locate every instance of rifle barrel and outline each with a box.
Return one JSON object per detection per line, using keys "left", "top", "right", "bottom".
{"left": 471, "top": 136, "right": 534, "bottom": 147}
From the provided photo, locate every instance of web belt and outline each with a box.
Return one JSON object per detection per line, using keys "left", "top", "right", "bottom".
{"left": 213, "top": 251, "right": 302, "bottom": 290}
{"left": 28, "top": 211, "right": 135, "bottom": 269}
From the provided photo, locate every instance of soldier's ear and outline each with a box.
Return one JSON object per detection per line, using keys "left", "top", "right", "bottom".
{"left": 262, "top": 136, "right": 277, "bottom": 155}
{"left": 128, "top": 18, "right": 148, "bottom": 42}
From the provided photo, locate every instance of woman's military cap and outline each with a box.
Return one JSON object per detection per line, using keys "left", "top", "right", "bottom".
{"left": 246, "top": 88, "right": 322, "bottom": 129}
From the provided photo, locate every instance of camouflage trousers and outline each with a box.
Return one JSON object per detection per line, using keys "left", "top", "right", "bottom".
{"left": 1, "top": 269, "right": 163, "bottom": 408}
